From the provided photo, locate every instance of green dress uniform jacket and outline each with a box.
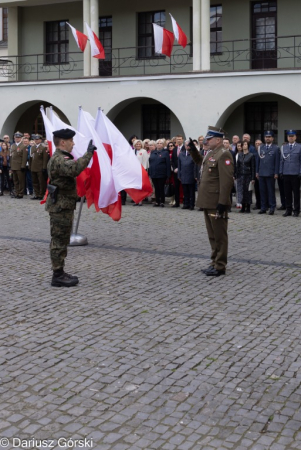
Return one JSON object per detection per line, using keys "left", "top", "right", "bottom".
{"left": 189, "top": 144, "right": 234, "bottom": 272}
{"left": 29, "top": 144, "right": 48, "bottom": 172}
{"left": 10, "top": 143, "right": 27, "bottom": 170}
{"left": 46, "top": 148, "right": 93, "bottom": 271}
{"left": 189, "top": 145, "right": 234, "bottom": 208}
{"left": 10, "top": 142, "right": 28, "bottom": 197}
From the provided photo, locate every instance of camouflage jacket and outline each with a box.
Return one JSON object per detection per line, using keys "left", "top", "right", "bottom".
{"left": 45, "top": 148, "right": 92, "bottom": 213}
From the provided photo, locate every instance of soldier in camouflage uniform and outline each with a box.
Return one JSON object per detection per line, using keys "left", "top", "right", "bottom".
{"left": 46, "top": 129, "right": 96, "bottom": 287}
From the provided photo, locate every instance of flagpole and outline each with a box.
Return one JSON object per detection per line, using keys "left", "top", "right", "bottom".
{"left": 69, "top": 105, "right": 88, "bottom": 246}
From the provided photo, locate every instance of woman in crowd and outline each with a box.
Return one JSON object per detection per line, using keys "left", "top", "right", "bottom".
{"left": 0, "top": 142, "right": 12, "bottom": 195}
{"left": 167, "top": 141, "right": 175, "bottom": 205}
{"left": 148, "top": 139, "right": 171, "bottom": 207}
{"left": 133, "top": 139, "right": 149, "bottom": 206}
{"left": 236, "top": 140, "right": 256, "bottom": 213}
{"left": 143, "top": 139, "right": 150, "bottom": 154}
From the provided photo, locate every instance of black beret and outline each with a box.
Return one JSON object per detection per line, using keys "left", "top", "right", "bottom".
{"left": 52, "top": 128, "right": 76, "bottom": 139}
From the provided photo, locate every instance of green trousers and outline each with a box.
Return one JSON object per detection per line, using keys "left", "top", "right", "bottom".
{"left": 49, "top": 211, "right": 74, "bottom": 271}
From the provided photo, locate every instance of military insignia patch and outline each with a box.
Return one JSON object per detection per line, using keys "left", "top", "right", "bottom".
{"left": 225, "top": 160, "right": 231, "bottom": 165}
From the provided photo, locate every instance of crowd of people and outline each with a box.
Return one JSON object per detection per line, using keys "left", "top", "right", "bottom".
{"left": 126, "top": 130, "right": 301, "bottom": 216}
{"left": 1, "top": 129, "right": 300, "bottom": 218}
{"left": 0, "top": 131, "right": 50, "bottom": 199}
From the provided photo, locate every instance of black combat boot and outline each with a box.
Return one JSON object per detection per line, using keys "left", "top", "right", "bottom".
{"left": 51, "top": 269, "right": 79, "bottom": 287}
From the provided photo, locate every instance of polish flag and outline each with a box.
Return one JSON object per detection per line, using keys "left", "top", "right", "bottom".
{"left": 40, "top": 106, "right": 56, "bottom": 204}
{"left": 85, "top": 22, "right": 105, "bottom": 59}
{"left": 169, "top": 14, "right": 187, "bottom": 48}
{"left": 152, "top": 23, "right": 174, "bottom": 57}
{"left": 66, "top": 22, "right": 88, "bottom": 52}
{"left": 77, "top": 108, "right": 119, "bottom": 216}
{"left": 40, "top": 106, "right": 55, "bottom": 157}
{"left": 49, "top": 107, "right": 91, "bottom": 199}
{"left": 95, "top": 108, "right": 153, "bottom": 203}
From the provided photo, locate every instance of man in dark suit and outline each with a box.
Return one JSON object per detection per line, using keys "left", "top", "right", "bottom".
{"left": 171, "top": 134, "right": 185, "bottom": 207}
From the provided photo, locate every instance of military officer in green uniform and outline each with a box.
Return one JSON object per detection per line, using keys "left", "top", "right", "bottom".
{"left": 46, "top": 129, "right": 96, "bottom": 287}
{"left": 10, "top": 131, "right": 27, "bottom": 198}
{"left": 188, "top": 126, "right": 234, "bottom": 276}
{"left": 29, "top": 134, "right": 48, "bottom": 200}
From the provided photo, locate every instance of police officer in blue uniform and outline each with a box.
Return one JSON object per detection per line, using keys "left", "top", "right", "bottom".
{"left": 279, "top": 130, "right": 301, "bottom": 217}
{"left": 257, "top": 130, "right": 280, "bottom": 215}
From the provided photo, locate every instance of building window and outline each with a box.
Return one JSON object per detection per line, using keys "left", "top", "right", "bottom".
{"left": 245, "top": 102, "right": 278, "bottom": 143}
{"left": 142, "top": 104, "right": 170, "bottom": 140}
{"left": 138, "top": 11, "right": 165, "bottom": 58}
{"left": 253, "top": 1, "right": 277, "bottom": 13}
{"left": 210, "top": 5, "right": 222, "bottom": 54}
{"left": 0, "top": 8, "right": 8, "bottom": 44}
{"left": 45, "top": 20, "right": 69, "bottom": 64}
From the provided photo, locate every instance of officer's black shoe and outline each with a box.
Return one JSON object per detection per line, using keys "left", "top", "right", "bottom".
{"left": 172, "top": 204, "right": 179, "bottom": 208}
{"left": 258, "top": 210, "right": 266, "bottom": 214}
{"left": 0, "top": 192, "right": 3, "bottom": 196}
{"left": 252, "top": 206, "right": 259, "bottom": 210}
{"left": 30, "top": 196, "right": 39, "bottom": 200}
{"left": 206, "top": 268, "right": 226, "bottom": 277}
{"left": 293, "top": 212, "right": 299, "bottom": 217}
{"left": 268, "top": 210, "right": 275, "bottom": 215}
{"left": 277, "top": 205, "right": 286, "bottom": 210}
{"left": 182, "top": 205, "right": 189, "bottom": 209}
{"left": 51, "top": 270, "right": 79, "bottom": 287}
{"left": 283, "top": 211, "right": 292, "bottom": 217}
{"left": 201, "top": 265, "right": 215, "bottom": 274}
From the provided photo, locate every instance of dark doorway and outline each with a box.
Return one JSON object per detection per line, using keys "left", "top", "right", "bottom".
{"left": 142, "top": 104, "right": 170, "bottom": 140}
{"left": 245, "top": 101, "right": 278, "bottom": 143}
{"left": 99, "top": 16, "right": 112, "bottom": 76}
{"left": 251, "top": 1, "right": 277, "bottom": 69}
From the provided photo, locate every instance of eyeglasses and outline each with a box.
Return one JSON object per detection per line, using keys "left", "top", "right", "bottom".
{"left": 168, "top": 144, "right": 174, "bottom": 147}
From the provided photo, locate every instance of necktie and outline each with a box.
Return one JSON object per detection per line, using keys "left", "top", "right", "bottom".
{"left": 266, "top": 145, "right": 269, "bottom": 151}
{"left": 177, "top": 147, "right": 181, "bottom": 156}
{"left": 290, "top": 144, "right": 293, "bottom": 151}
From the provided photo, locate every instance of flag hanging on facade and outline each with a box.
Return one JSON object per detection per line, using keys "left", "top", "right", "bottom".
{"left": 85, "top": 22, "right": 105, "bottom": 59}
{"left": 169, "top": 14, "right": 187, "bottom": 48}
{"left": 94, "top": 108, "right": 153, "bottom": 203}
{"left": 66, "top": 22, "right": 88, "bottom": 52}
{"left": 152, "top": 23, "right": 174, "bottom": 57}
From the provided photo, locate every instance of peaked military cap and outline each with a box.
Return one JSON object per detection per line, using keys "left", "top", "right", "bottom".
{"left": 14, "top": 131, "right": 23, "bottom": 137}
{"left": 205, "top": 126, "right": 225, "bottom": 140}
{"left": 53, "top": 129, "right": 76, "bottom": 139}
{"left": 287, "top": 129, "right": 296, "bottom": 136}
{"left": 34, "top": 134, "right": 43, "bottom": 140}
{"left": 264, "top": 130, "right": 274, "bottom": 137}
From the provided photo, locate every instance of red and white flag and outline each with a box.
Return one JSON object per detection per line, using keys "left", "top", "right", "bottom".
{"left": 66, "top": 22, "right": 88, "bottom": 52}
{"left": 169, "top": 14, "right": 187, "bottom": 48}
{"left": 152, "top": 23, "right": 174, "bottom": 57}
{"left": 85, "top": 22, "right": 105, "bottom": 59}
{"left": 49, "top": 107, "right": 92, "bottom": 199}
{"left": 95, "top": 108, "right": 153, "bottom": 203}
{"left": 77, "top": 108, "right": 118, "bottom": 213}
{"left": 40, "top": 106, "right": 55, "bottom": 157}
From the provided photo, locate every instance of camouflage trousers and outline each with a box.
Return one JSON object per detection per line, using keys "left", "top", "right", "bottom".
{"left": 49, "top": 211, "right": 74, "bottom": 271}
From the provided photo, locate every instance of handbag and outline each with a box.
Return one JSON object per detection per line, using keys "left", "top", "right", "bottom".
{"left": 164, "top": 183, "right": 174, "bottom": 197}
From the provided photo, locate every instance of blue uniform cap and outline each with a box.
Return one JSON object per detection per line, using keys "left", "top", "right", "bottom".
{"left": 205, "top": 126, "right": 225, "bottom": 140}
{"left": 264, "top": 130, "right": 274, "bottom": 137}
{"left": 287, "top": 129, "right": 296, "bottom": 136}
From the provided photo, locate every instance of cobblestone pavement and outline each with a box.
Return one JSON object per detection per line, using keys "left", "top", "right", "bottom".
{"left": 1, "top": 193, "right": 301, "bottom": 450}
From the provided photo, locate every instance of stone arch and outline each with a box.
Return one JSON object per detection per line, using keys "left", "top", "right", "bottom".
{"left": 1, "top": 100, "right": 70, "bottom": 137}
{"left": 106, "top": 96, "right": 185, "bottom": 139}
